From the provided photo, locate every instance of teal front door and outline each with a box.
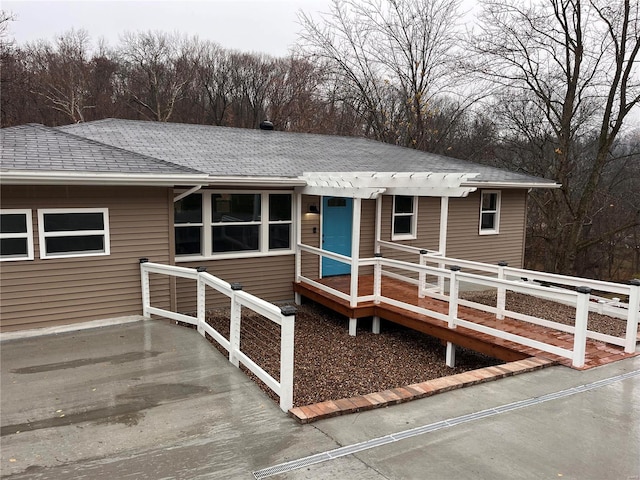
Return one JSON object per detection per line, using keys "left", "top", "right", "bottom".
{"left": 322, "top": 197, "right": 353, "bottom": 276}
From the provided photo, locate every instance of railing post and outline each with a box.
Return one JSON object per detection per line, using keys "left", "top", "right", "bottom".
{"left": 497, "top": 261, "right": 508, "bottom": 320}
{"left": 229, "top": 282, "right": 243, "bottom": 367}
{"left": 139, "top": 258, "right": 150, "bottom": 317}
{"left": 196, "top": 267, "right": 207, "bottom": 337}
{"left": 448, "top": 266, "right": 461, "bottom": 329}
{"left": 625, "top": 279, "right": 640, "bottom": 353}
{"left": 419, "top": 249, "right": 428, "bottom": 298}
{"left": 373, "top": 253, "right": 383, "bottom": 305}
{"left": 573, "top": 286, "right": 591, "bottom": 368}
{"left": 279, "top": 305, "right": 296, "bottom": 412}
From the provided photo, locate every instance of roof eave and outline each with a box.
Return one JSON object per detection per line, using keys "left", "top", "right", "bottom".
{"left": 0, "top": 170, "right": 210, "bottom": 187}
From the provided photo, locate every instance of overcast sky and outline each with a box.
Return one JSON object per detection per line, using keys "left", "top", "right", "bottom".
{"left": 3, "top": 0, "right": 332, "bottom": 56}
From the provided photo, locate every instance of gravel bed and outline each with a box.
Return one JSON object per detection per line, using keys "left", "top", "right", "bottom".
{"left": 205, "top": 303, "right": 500, "bottom": 407}
{"left": 461, "top": 291, "right": 634, "bottom": 338}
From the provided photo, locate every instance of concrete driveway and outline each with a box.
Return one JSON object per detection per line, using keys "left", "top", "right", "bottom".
{"left": 1, "top": 319, "right": 639, "bottom": 479}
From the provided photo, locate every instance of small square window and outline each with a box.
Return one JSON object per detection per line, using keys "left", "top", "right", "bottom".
{"left": 479, "top": 191, "right": 501, "bottom": 234}
{"left": 392, "top": 196, "right": 417, "bottom": 240}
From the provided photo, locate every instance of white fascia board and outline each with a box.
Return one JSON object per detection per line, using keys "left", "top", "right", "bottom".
{"left": 1, "top": 170, "right": 210, "bottom": 186}
{"left": 463, "top": 181, "right": 561, "bottom": 189}
{"left": 1, "top": 172, "right": 307, "bottom": 188}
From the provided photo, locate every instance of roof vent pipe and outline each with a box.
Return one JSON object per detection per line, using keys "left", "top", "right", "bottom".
{"left": 259, "top": 120, "right": 274, "bottom": 130}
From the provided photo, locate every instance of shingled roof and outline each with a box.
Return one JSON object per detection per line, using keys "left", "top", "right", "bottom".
{"left": 1, "top": 124, "right": 203, "bottom": 175}
{"left": 59, "top": 119, "right": 558, "bottom": 187}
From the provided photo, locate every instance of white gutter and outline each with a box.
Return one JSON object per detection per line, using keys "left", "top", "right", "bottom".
{"left": 0, "top": 171, "right": 210, "bottom": 187}
{"left": 0, "top": 171, "right": 307, "bottom": 188}
{"left": 206, "top": 176, "right": 307, "bottom": 187}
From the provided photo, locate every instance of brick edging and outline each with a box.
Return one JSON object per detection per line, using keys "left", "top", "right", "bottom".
{"left": 289, "top": 356, "right": 558, "bottom": 424}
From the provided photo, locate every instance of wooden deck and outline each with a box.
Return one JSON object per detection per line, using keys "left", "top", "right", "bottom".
{"left": 293, "top": 275, "right": 638, "bottom": 369}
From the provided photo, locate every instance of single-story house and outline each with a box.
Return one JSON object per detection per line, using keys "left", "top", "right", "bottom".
{"left": 0, "top": 119, "right": 559, "bottom": 332}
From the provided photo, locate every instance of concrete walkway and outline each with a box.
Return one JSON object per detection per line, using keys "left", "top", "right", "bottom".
{"left": 1, "top": 320, "right": 638, "bottom": 479}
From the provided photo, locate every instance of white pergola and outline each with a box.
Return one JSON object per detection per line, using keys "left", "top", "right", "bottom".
{"left": 294, "top": 172, "right": 480, "bottom": 310}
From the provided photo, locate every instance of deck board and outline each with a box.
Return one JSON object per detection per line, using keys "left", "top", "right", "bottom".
{"left": 293, "top": 275, "right": 637, "bottom": 369}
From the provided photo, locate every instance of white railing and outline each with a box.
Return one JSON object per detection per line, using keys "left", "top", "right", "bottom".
{"left": 297, "top": 242, "right": 640, "bottom": 368}
{"left": 140, "top": 259, "right": 295, "bottom": 412}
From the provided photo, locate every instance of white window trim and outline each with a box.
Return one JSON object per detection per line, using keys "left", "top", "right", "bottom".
{"left": 391, "top": 195, "right": 418, "bottom": 241}
{"left": 38, "top": 208, "right": 110, "bottom": 259}
{"left": 175, "top": 190, "right": 295, "bottom": 260}
{"left": 479, "top": 190, "right": 501, "bottom": 235}
{"left": 0, "top": 209, "right": 34, "bottom": 261}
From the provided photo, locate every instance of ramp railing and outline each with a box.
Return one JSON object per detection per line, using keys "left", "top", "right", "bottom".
{"left": 139, "top": 259, "right": 295, "bottom": 412}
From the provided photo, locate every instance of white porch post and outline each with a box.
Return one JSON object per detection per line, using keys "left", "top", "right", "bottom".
{"left": 139, "top": 258, "right": 151, "bottom": 317}
{"left": 196, "top": 267, "right": 207, "bottom": 336}
{"left": 624, "top": 279, "right": 639, "bottom": 353}
{"left": 349, "top": 197, "right": 362, "bottom": 308}
{"left": 446, "top": 342, "right": 456, "bottom": 367}
{"left": 375, "top": 195, "right": 382, "bottom": 254}
{"left": 295, "top": 192, "right": 302, "bottom": 284}
{"left": 496, "top": 261, "right": 508, "bottom": 320}
{"left": 572, "top": 286, "right": 590, "bottom": 368}
{"left": 348, "top": 198, "right": 362, "bottom": 336}
{"left": 438, "top": 197, "right": 449, "bottom": 294}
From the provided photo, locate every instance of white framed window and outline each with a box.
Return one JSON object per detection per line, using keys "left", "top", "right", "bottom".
{"left": 38, "top": 208, "right": 110, "bottom": 259}
{"left": 175, "top": 193, "right": 203, "bottom": 256}
{"left": 479, "top": 190, "right": 501, "bottom": 235}
{"left": 0, "top": 209, "right": 34, "bottom": 261}
{"left": 392, "top": 195, "right": 418, "bottom": 240}
{"left": 174, "top": 190, "right": 294, "bottom": 259}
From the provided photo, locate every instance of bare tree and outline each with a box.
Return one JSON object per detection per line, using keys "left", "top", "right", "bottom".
{"left": 118, "top": 31, "right": 201, "bottom": 122}
{"left": 26, "top": 29, "right": 96, "bottom": 123}
{"left": 297, "top": 0, "right": 475, "bottom": 149}
{"left": 472, "top": 0, "right": 640, "bottom": 275}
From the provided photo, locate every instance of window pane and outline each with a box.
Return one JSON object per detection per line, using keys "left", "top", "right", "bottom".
{"left": 269, "top": 194, "right": 292, "bottom": 221}
{"left": 0, "top": 214, "right": 27, "bottom": 234}
{"left": 175, "top": 226, "right": 202, "bottom": 255}
{"left": 46, "top": 235, "right": 104, "bottom": 254}
{"left": 213, "top": 225, "right": 259, "bottom": 252}
{"left": 175, "top": 194, "right": 202, "bottom": 223}
{"left": 394, "top": 196, "right": 413, "bottom": 214}
{"left": 394, "top": 216, "right": 412, "bottom": 235}
{"left": 327, "top": 197, "right": 347, "bottom": 207}
{"left": 0, "top": 238, "right": 27, "bottom": 256}
{"left": 44, "top": 213, "right": 104, "bottom": 232}
{"left": 212, "top": 194, "right": 261, "bottom": 222}
{"left": 269, "top": 224, "right": 291, "bottom": 250}
{"left": 482, "top": 193, "right": 497, "bottom": 211}
{"left": 481, "top": 213, "right": 496, "bottom": 230}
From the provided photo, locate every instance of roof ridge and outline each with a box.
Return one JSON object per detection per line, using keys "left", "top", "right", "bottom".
{"left": 52, "top": 124, "right": 206, "bottom": 175}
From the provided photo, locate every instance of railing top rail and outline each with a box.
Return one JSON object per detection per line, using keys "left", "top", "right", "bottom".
{"left": 503, "top": 267, "right": 631, "bottom": 295}
{"left": 235, "top": 290, "right": 285, "bottom": 325}
{"left": 457, "top": 270, "right": 579, "bottom": 303}
{"left": 142, "top": 261, "right": 199, "bottom": 280}
{"left": 298, "top": 243, "right": 352, "bottom": 264}
{"left": 362, "top": 256, "right": 451, "bottom": 277}
{"left": 423, "top": 254, "right": 500, "bottom": 274}
{"left": 377, "top": 240, "right": 425, "bottom": 255}
{"left": 200, "top": 271, "right": 234, "bottom": 297}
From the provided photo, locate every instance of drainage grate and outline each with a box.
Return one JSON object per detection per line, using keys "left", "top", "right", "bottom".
{"left": 253, "top": 369, "right": 640, "bottom": 479}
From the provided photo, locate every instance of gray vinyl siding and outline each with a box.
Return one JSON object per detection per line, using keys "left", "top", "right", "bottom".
{"left": 446, "top": 189, "right": 526, "bottom": 268}
{"left": 300, "top": 195, "right": 321, "bottom": 279}
{"left": 0, "top": 186, "right": 172, "bottom": 332}
{"left": 379, "top": 196, "right": 441, "bottom": 269}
